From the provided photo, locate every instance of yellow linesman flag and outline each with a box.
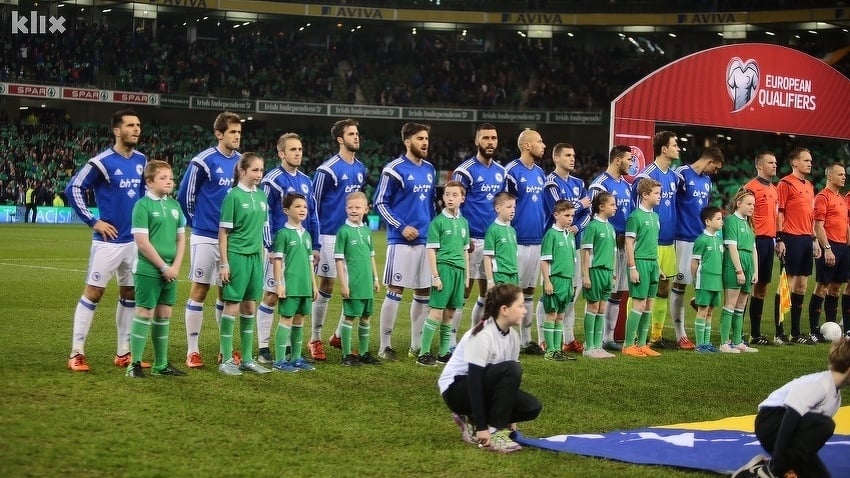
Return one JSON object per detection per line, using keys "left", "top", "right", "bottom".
{"left": 777, "top": 267, "right": 791, "bottom": 322}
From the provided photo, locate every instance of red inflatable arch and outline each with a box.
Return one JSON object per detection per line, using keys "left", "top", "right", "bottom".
{"left": 611, "top": 43, "right": 850, "bottom": 173}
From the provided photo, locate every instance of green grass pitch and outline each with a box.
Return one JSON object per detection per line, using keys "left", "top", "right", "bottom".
{"left": 0, "top": 225, "right": 842, "bottom": 477}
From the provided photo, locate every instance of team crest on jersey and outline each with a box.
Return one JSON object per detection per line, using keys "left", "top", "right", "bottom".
{"left": 669, "top": 181, "right": 676, "bottom": 191}
{"left": 266, "top": 277, "right": 276, "bottom": 288}
{"left": 461, "top": 229, "right": 466, "bottom": 238}
{"left": 136, "top": 164, "right": 144, "bottom": 175}
{"left": 91, "top": 272, "right": 102, "bottom": 282}
{"left": 537, "top": 176, "right": 544, "bottom": 185}
{"left": 704, "top": 184, "right": 711, "bottom": 191}
{"left": 301, "top": 184, "right": 309, "bottom": 194}
{"left": 495, "top": 173, "right": 503, "bottom": 182}
{"left": 321, "top": 264, "right": 330, "bottom": 273}
{"left": 572, "top": 186, "right": 580, "bottom": 196}
{"left": 171, "top": 209, "right": 179, "bottom": 219}
{"left": 357, "top": 173, "right": 364, "bottom": 183}
{"left": 260, "top": 202, "right": 267, "bottom": 211}
{"left": 427, "top": 174, "right": 433, "bottom": 183}
{"left": 393, "top": 272, "right": 403, "bottom": 282}
{"left": 195, "top": 268, "right": 204, "bottom": 278}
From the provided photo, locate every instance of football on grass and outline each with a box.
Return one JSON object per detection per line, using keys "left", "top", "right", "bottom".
{"left": 820, "top": 321, "right": 843, "bottom": 342}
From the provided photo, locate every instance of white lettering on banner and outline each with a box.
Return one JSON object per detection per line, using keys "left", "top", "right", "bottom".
{"left": 765, "top": 75, "right": 812, "bottom": 92}
{"left": 758, "top": 73, "right": 816, "bottom": 111}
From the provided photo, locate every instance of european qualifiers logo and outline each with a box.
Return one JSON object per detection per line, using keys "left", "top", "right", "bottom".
{"left": 11, "top": 11, "right": 66, "bottom": 34}
{"left": 726, "top": 57, "right": 759, "bottom": 112}
{"left": 726, "top": 56, "right": 817, "bottom": 113}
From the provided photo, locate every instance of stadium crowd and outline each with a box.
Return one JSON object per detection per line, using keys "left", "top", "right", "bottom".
{"left": 5, "top": 15, "right": 847, "bottom": 111}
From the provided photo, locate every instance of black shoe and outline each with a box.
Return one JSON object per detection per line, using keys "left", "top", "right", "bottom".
{"left": 436, "top": 352, "right": 452, "bottom": 364}
{"left": 125, "top": 361, "right": 145, "bottom": 378}
{"left": 774, "top": 334, "right": 793, "bottom": 346}
{"left": 341, "top": 354, "right": 362, "bottom": 366}
{"left": 749, "top": 335, "right": 770, "bottom": 346}
{"left": 257, "top": 347, "right": 273, "bottom": 364}
{"left": 358, "top": 352, "right": 382, "bottom": 365}
{"left": 791, "top": 334, "right": 816, "bottom": 345}
{"left": 416, "top": 353, "right": 437, "bottom": 367}
{"left": 521, "top": 342, "right": 544, "bottom": 355}
{"left": 811, "top": 331, "right": 828, "bottom": 343}
{"left": 151, "top": 363, "right": 187, "bottom": 376}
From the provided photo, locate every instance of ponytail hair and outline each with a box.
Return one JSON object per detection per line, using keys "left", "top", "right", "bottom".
{"left": 233, "top": 152, "right": 262, "bottom": 188}
{"left": 591, "top": 191, "right": 613, "bottom": 215}
{"left": 472, "top": 283, "right": 523, "bottom": 336}
{"left": 731, "top": 187, "right": 755, "bottom": 229}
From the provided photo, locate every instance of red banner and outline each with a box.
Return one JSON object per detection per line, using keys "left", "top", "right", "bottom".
{"left": 611, "top": 43, "right": 850, "bottom": 157}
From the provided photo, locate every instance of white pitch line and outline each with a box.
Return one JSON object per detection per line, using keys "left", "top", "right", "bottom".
{"left": 0, "top": 258, "right": 88, "bottom": 261}
{"left": 0, "top": 262, "right": 86, "bottom": 273}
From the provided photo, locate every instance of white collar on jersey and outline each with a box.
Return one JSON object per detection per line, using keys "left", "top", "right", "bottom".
{"left": 145, "top": 191, "right": 167, "bottom": 201}
{"left": 237, "top": 183, "right": 257, "bottom": 192}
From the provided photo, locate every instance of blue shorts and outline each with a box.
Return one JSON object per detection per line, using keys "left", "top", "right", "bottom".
{"left": 755, "top": 236, "right": 775, "bottom": 284}
{"left": 783, "top": 234, "right": 813, "bottom": 277}
{"left": 815, "top": 242, "right": 850, "bottom": 284}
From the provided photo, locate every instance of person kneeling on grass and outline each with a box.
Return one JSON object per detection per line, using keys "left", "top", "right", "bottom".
{"left": 437, "top": 283, "right": 542, "bottom": 453}
{"left": 732, "top": 337, "right": 850, "bottom": 478}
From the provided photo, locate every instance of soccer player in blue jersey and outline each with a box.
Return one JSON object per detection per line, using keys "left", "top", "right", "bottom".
{"left": 374, "top": 122, "right": 436, "bottom": 360}
{"left": 255, "top": 133, "right": 321, "bottom": 363}
{"left": 451, "top": 123, "right": 505, "bottom": 343}
{"left": 505, "top": 129, "right": 547, "bottom": 354}
{"left": 66, "top": 109, "right": 147, "bottom": 372}
{"left": 587, "top": 145, "right": 634, "bottom": 351}
{"left": 632, "top": 131, "right": 682, "bottom": 349}
{"left": 178, "top": 111, "right": 242, "bottom": 368}
{"left": 671, "top": 146, "right": 724, "bottom": 348}
{"left": 316, "top": 119, "right": 368, "bottom": 359}
{"left": 542, "top": 143, "right": 591, "bottom": 354}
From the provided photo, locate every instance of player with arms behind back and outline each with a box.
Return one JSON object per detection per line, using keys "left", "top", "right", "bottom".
{"left": 373, "top": 122, "right": 436, "bottom": 360}
{"left": 178, "top": 111, "right": 242, "bottom": 368}
{"left": 314, "top": 119, "right": 368, "bottom": 359}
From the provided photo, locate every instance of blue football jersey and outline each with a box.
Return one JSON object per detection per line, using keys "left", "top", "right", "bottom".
{"left": 66, "top": 147, "right": 147, "bottom": 244}
{"left": 261, "top": 166, "right": 320, "bottom": 251}
{"left": 544, "top": 172, "right": 591, "bottom": 238}
{"left": 373, "top": 155, "right": 436, "bottom": 246}
{"left": 313, "top": 154, "right": 368, "bottom": 235}
{"left": 452, "top": 156, "right": 506, "bottom": 239}
{"left": 631, "top": 163, "right": 680, "bottom": 245}
{"left": 505, "top": 159, "right": 547, "bottom": 245}
{"left": 675, "top": 164, "right": 714, "bottom": 242}
{"left": 588, "top": 171, "right": 633, "bottom": 235}
{"left": 177, "top": 146, "right": 240, "bottom": 240}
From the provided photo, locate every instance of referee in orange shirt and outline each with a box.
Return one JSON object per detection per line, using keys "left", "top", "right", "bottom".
{"left": 810, "top": 164, "right": 849, "bottom": 342}
{"left": 776, "top": 147, "right": 820, "bottom": 345}
{"left": 743, "top": 152, "right": 780, "bottom": 345}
